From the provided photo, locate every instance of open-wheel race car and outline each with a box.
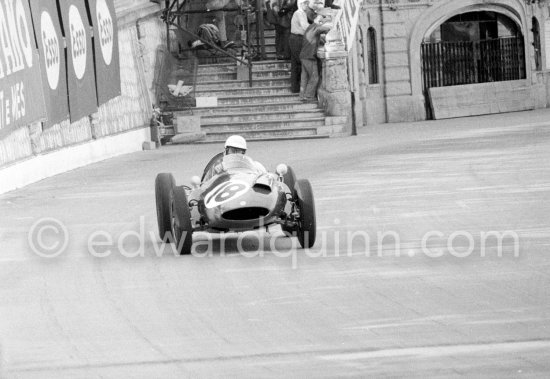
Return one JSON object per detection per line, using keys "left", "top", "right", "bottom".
{"left": 154, "top": 153, "right": 317, "bottom": 255}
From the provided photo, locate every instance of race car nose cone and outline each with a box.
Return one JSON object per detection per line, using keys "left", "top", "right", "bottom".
{"left": 276, "top": 164, "right": 288, "bottom": 176}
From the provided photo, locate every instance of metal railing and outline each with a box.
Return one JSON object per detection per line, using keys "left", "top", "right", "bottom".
{"left": 421, "top": 37, "right": 526, "bottom": 89}
{"left": 159, "top": 0, "right": 257, "bottom": 87}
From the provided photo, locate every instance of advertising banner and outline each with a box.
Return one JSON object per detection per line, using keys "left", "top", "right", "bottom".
{"left": 29, "top": 0, "right": 70, "bottom": 127}
{"left": 59, "top": 0, "right": 98, "bottom": 122}
{"left": 0, "top": 0, "right": 46, "bottom": 137}
{"left": 88, "top": 0, "right": 121, "bottom": 105}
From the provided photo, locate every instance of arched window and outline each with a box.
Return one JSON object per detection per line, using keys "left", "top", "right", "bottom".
{"left": 367, "top": 27, "right": 378, "bottom": 84}
{"left": 532, "top": 17, "right": 541, "bottom": 71}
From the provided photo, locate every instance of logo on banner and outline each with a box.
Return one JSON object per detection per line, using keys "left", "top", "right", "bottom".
{"left": 68, "top": 4, "right": 86, "bottom": 80}
{"left": 96, "top": 0, "right": 114, "bottom": 65}
{"left": 40, "top": 11, "right": 60, "bottom": 90}
{"left": 0, "top": 0, "right": 34, "bottom": 79}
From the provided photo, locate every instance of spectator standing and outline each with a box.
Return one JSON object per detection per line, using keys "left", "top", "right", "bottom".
{"left": 299, "top": 8, "right": 333, "bottom": 101}
{"left": 268, "top": 0, "right": 295, "bottom": 59}
{"left": 289, "top": 0, "right": 310, "bottom": 93}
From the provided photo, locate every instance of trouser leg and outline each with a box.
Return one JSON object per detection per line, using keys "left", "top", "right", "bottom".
{"left": 274, "top": 25, "right": 283, "bottom": 57}
{"left": 300, "top": 58, "right": 309, "bottom": 98}
{"left": 302, "top": 59, "right": 318, "bottom": 99}
{"left": 289, "top": 35, "right": 303, "bottom": 93}
{"left": 280, "top": 27, "right": 290, "bottom": 59}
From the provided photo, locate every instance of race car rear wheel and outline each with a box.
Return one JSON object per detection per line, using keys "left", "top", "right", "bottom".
{"left": 172, "top": 186, "right": 193, "bottom": 255}
{"left": 155, "top": 173, "right": 176, "bottom": 241}
{"left": 295, "top": 179, "right": 316, "bottom": 248}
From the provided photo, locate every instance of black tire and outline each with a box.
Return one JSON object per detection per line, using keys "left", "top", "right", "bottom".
{"left": 282, "top": 165, "right": 297, "bottom": 196}
{"left": 155, "top": 173, "right": 176, "bottom": 241}
{"left": 295, "top": 179, "right": 316, "bottom": 248}
{"left": 281, "top": 166, "right": 297, "bottom": 236}
{"left": 172, "top": 186, "right": 193, "bottom": 255}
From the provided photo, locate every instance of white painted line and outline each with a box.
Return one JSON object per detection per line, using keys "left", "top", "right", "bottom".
{"left": 318, "top": 340, "right": 550, "bottom": 361}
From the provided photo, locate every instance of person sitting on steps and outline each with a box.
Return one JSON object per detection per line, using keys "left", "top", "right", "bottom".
{"left": 189, "top": 23, "right": 235, "bottom": 52}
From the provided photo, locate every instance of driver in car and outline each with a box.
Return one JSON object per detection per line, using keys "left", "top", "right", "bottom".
{"left": 215, "top": 135, "right": 267, "bottom": 174}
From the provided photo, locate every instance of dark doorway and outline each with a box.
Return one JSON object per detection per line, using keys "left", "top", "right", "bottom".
{"left": 532, "top": 17, "right": 542, "bottom": 71}
{"left": 421, "top": 11, "right": 526, "bottom": 119}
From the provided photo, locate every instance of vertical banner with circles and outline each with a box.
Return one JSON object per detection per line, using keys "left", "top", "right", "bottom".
{"left": 0, "top": 0, "right": 46, "bottom": 138}
{"left": 29, "top": 0, "right": 70, "bottom": 128}
{"left": 58, "top": 0, "right": 97, "bottom": 122}
{"left": 87, "top": 0, "right": 121, "bottom": 105}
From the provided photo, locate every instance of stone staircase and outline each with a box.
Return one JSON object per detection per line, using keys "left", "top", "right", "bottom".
{"left": 173, "top": 60, "right": 347, "bottom": 143}
{"left": 169, "top": 29, "right": 347, "bottom": 143}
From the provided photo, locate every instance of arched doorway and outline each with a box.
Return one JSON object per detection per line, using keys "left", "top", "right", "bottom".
{"left": 420, "top": 11, "right": 526, "bottom": 118}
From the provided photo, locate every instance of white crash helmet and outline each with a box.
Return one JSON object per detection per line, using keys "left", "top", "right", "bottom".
{"left": 225, "top": 135, "right": 247, "bottom": 152}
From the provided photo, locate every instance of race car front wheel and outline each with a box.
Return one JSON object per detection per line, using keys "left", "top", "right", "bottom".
{"left": 295, "top": 179, "right": 316, "bottom": 249}
{"left": 155, "top": 173, "right": 176, "bottom": 241}
{"left": 282, "top": 165, "right": 297, "bottom": 196}
{"left": 172, "top": 186, "right": 193, "bottom": 255}
{"left": 281, "top": 166, "right": 298, "bottom": 236}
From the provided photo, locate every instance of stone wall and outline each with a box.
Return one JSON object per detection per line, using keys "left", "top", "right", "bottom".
{"left": 429, "top": 80, "right": 538, "bottom": 119}
{"left": 0, "top": 4, "right": 164, "bottom": 170}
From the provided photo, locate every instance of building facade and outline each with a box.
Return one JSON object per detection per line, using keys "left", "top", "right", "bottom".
{"left": 347, "top": 0, "right": 550, "bottom": 126}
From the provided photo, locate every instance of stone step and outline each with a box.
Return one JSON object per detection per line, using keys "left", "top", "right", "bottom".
{"left": 201, "top": 117, "right": 326, "bottom": 132}
{"left": 237, "top": 31, "right": 276, "bottom": 41}
{"left": 194, "top": 45, "right": 278, "bottom": 64}
{"left": 177, "top": 101, "right": 320, "bottom": 116}
{"left": 195, "top": 68, "right": 290, "bottom": 81}
{"left": 262, "top": 52, "right": 278, "bottom": 59}
{"left": 202, "top": 126, "right": 321, "bottom": 141}
{"left": 239, "top": 33, "right": 276, "bottom": 45}
{"left": 249, "top": 40, "right": 276, "bottom": 51}
{"left": 197, "top": 60, "right": 290, "bottom": 74}
{"left": 195, "top": 85, "right": 293, "bottom": 97}
{"left": 216, "top": 93, "right": 302, "bottom": 105}
{"left": 195, "top": 134, "right": 329, "bottom": 144}
{"left": 205, "top": 51, "right": 277, "bottom": 64}
{"left": 248, "top": 43, "right": 277, "bottom": 53}
{"left": 200, "top": 110, "right": 325, "bottom": 124}
{"left": 195, "top": 77, "right": 290, "bottom": 90}
{"left": 252, "top": 28, "right": 276, "bottom": 38}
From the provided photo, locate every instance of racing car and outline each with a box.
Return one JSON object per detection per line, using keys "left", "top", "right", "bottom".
{"left": 154, "top": 153, "right": 316, "bottom": 255}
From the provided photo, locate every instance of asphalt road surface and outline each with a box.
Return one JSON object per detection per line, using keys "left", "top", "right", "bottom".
{"left": 1, "top": 117, "right": 550, "bottom": 378}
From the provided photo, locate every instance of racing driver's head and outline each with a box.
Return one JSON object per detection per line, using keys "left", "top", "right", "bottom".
{"left": 225, "top": 135, "right": 247, "bottom": 155}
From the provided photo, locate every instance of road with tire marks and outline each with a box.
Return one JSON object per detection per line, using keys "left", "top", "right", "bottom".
{"left": 1, "top": 116, "right": 550, "bottom": 377}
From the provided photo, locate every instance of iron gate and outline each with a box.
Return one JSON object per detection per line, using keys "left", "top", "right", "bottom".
{"left": 421, "top": 36, "right": 526, "bottom": 89}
